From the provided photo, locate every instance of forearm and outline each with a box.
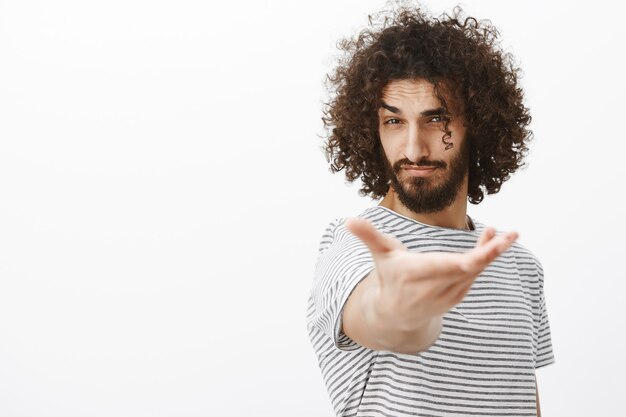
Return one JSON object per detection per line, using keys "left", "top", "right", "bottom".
{"left": 536, "top": 376, "right": 541, "bottom": 417}
{"left": 343, "top": 269, "right": 443, "bottom": 354}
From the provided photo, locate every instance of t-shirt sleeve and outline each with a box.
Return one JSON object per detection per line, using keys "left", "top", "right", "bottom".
{"left": 308, "top": 219, "right": 375, "bottom": 351}
{"left": 534, "top": 260, "right": 556, "bottom": 369}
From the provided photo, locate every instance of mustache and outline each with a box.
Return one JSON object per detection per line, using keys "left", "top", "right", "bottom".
{"left": 393, "top": 157, "right": 447, "bottom": 173}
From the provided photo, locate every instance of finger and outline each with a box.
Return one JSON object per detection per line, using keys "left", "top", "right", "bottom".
{"left": 461, "top": 231, "right": 518, "bottom": 273}
{"left": 345, "top": 217, "right": 399, "bottom": 255}
{"left": 476, "top": 227, "right": 495, "bottom": 247}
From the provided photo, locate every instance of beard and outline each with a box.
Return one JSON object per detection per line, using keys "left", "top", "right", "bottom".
{"left": 384, "top": 139, "right": 469, "bottom": 214}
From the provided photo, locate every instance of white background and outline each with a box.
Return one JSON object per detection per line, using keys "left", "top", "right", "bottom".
{"left": 1, "top": 0, "right": 625, "bottom": 416}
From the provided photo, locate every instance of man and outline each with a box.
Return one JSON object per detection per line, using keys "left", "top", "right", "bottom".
{"left": 306, "top": 5, "right": 555, "bottom": 417}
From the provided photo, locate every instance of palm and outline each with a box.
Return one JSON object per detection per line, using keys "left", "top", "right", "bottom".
{"left": 346, "top": 217, "right": 518, "bottom": 326}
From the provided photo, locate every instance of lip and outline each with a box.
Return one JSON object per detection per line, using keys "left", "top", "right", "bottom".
{"left": 403, "top": 166, "right": 438, "bottom": 177}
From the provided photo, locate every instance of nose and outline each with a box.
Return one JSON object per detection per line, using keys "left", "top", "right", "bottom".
{"left": 403, "top": 123, "right": 430, "bottom": 163}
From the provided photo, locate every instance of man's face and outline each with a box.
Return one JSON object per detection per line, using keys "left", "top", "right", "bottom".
{"left": 377, "top": 78, "right": 469, "bottom": 214}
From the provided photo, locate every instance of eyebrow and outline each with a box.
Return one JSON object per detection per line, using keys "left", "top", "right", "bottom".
{"left": 381, "top": 102, "right": 449, "bottom": 117}
{"left": 381, "top": 103, "right": 401, "bottom": 114}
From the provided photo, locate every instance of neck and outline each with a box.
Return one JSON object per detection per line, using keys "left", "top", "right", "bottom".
{"left": 378, "top": 181, "right": 470, "bottom": 230}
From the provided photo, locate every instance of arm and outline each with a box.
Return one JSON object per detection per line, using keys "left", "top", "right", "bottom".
{"left": 341, "top": 217, "right": 518, "bottom": 354}
{"left": 536, "top": 375, "right": 541, "bottom": 417}
{"left": 342, "top": 268, "right": 443, "bottom": 353}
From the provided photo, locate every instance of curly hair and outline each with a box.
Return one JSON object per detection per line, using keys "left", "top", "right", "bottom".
{"left": 322, "top": 3, "right": 532, "bottom": 204}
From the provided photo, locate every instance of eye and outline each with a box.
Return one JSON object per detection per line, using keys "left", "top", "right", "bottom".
{"left": 428, "top": 115, "right": 450, "bottom": 123}
{"left": 383, "top": 118, "right": 402, "bottom": 125}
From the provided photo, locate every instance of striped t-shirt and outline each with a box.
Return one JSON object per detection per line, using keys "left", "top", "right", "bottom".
{"left": 307, "top": 206, "right": 555, "bottom": 417}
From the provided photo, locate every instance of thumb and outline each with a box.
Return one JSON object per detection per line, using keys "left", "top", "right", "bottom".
{"left": 345, "top": 217, "right": 399, "bottom": 256}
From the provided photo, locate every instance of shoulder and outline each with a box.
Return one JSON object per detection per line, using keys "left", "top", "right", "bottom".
{"left": 510, "top": 240, "right": 543, "bottom": 270}
{"left": 317, "top": 207, "right": 396, "bottom": 253}
{"left": 507, "top": 239, "right": 545, "bottom": 291}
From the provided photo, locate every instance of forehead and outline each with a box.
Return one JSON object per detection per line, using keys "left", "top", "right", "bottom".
{"left": 380, "top": 79, "right": 444, "bottom": 110}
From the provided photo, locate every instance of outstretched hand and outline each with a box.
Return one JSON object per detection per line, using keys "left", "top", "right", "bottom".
{"left": 345, "top": 217, "right": 518, "bottom": 330}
